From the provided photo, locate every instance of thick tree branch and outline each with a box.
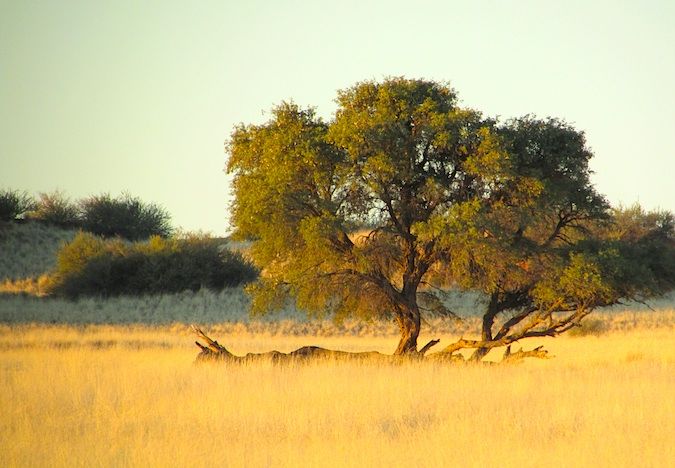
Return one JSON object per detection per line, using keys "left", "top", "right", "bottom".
{"left": 443, "top": 305, "right": 592, "bottom": 359}
{"left": 494, "top": 306, "right": 537, "bottom": 340}
{"left": 191, "top": 325, "right": 233, "bottom": 358}
{"left": 418, "top": 339, "right": 441, "bottom": 356}
{"left": 381, "top": 192, "right": 409, "bottom": 240}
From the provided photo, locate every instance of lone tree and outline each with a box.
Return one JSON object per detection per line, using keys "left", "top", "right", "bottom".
{"left": 224, "top": 78, "right": 674, "bottom": 360}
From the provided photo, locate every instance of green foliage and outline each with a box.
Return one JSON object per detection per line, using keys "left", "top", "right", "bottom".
{"left": 524, "top": 205, "right": 675, "bottom": 315}
{"left": 532, "top": 252, "right": 614, "bottom": 310}
{"left": 497, "top": 116, "right": 608, "bottom": 219}
{"left": 598, "top": 206, "right": 675, "bottom": 299}
{"left": 79, "top": 193, "right": 173, "bottom": 240}
{"left": 48, "top": 233, "right": 258, "bottom": 298}
{"left": 28, "top": 190, "right": 81, "bottom": 228}
{"left": 53, "top": 231, "right": 112, "bottom": 279}
{"left": 227, "top": 78, "right": 532, "bottom": 326}
{"left": 0, "top": 189, "right": 36, "bottom": 222}
{"left": 452, "top": 120, "right": 674, "bottom": 326}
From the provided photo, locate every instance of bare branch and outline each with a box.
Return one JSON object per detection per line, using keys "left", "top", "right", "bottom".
{"left": 418, "top": 339, "right": 441, "bottom": 356}
{"left": 380, "top": 192, "right": 408, "bottom": 240}
{"left": 494, "top": 307, "right": 537, "bottom": 340}
{"left": 632, "top": 298, "right": 656, "bottom": 312}
{"left": 442, "top": 337, "right": 508, "bottom": 354}
{"left": 191, "top": 325, "right": 232, "bottom": 357}
{"left": 442, "top": 306, "right": 593, "bottom": 358}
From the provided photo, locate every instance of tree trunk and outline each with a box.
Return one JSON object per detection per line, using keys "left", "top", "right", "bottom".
{"left": 393, "top": 306, "right": 421, "bottom": 355}
{"left": 470, "top": 293, "right": 499, "bottom": 361}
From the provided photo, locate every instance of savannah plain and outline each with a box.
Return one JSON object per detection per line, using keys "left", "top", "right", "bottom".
{"left": 1, "top": 308, "right": 674, "bottom": 467}
{"left": 3, "top": 77, "right": 675, "bottom": 466}
{"left": 3, "top": 1, "right": 675, "bottom": 466}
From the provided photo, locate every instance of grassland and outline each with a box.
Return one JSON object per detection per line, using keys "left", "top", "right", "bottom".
{"left": 0, "top": 222, "right": 76, "bottom": 281}
{"left": 1, "top": 312, "right": 674, "bottom": 468}
{"left": 1, "top": 222, "right": 674, "bottom": 467}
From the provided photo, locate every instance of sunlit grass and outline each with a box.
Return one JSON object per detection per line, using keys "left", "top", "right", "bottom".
{"left": 1, "top": 314, "right": 674, "bottom": 467}
{"left": 0, "top": 275, "right": 51, "bottom": 296}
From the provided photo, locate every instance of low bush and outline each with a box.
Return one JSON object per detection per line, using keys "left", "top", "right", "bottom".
{"left": 48, "top": 232, "right": 258, "bottom": 298}
{"left": 0, "top": 189, "right": 36, "bottom": 222}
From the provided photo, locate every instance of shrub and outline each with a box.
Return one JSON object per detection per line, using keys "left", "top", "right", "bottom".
{"left": 47, "top": 233, "right": 258, "bottom": 298}
{"left": 53, "top": 231, "right": 116, "bottom": 278}
{"left": 29, "top": 190, "right": 81, "bottom": 228}
{"left": 79, "top": 193, "right": 172, "bottom": 240}
{"left": 0, "top": 189, "right": 36, "bottom": 222}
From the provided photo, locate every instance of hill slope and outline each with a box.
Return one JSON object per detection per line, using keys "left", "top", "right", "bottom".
{"left": 0, "top": 222, "right": 77, "bottom": 280}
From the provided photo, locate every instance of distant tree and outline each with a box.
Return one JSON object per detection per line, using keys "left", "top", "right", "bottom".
{"left": 79, "top": 193, "right": 173, "bottom": 241}
{"left": 226, "top": 78, "right": 675, "bottom": 359}
{"left": 0, "top": 189, "right": 36, "bottom": 222}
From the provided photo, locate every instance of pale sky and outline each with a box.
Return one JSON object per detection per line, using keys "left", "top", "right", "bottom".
{"left": 1, "top": 0, "right": 673, "bottom": 235}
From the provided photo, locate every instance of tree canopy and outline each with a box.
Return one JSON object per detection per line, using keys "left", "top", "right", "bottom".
{"left": 226, "top": 77, "right": 674, "bottom": 358}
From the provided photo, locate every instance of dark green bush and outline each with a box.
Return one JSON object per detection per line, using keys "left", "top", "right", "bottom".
{"left": 48, "top": 233, "right": 258, "bottom": 298}
{"left": 29, "top": 190, "right": 81, "bottom": 228}
{"left": 0, "top": 189, "right": 36, "bottom": 222}
{"left": 79, "top": 193, "right": 172, "bottom": 240}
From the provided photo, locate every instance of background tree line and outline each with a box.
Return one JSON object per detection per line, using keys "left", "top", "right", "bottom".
{"left": 0, "top": 188, "right": 257, "bottom": 298}
{"left": 0, "top": 189, "right": 172, "bottom": 240}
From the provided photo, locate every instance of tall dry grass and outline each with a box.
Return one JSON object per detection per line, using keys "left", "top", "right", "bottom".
{"left": 1, "top": 314, "right": 674, "bottom": 468}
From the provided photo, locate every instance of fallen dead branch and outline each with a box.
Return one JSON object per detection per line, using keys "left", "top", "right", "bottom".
{"left": 191, "top": 326, "right": 548, "bottom": 365}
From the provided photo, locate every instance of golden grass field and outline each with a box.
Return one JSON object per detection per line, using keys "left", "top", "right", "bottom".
{"left": 1, "top": 311, "right": 674, "bottom": 468}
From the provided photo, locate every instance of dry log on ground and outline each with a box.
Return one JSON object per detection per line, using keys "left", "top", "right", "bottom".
{"left": 191, "top": 326, "right": 548, "bottom": 365}
{"left": 192, "top": 326, "right": 440, "bottom": 364}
